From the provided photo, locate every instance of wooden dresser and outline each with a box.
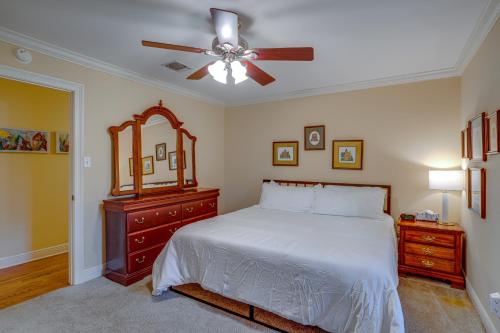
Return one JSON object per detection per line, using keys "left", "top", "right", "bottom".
{"left": 103, "top": 188, "right": 219, "bottom": 286}
{"left": 398, "top": 220, "right": 465, "bottom": 289}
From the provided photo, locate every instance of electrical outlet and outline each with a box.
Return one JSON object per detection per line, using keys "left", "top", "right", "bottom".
{"left": 489, "top": 292, "right": 500, "bottom": 318}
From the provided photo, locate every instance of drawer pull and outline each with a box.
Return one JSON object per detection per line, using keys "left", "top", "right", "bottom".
{"left": 134, "top": 217, "right": 145, "bottom": 224}
{"left": 169, "top": 227, "right": 178, "bottom": 235}
{"left": 155, "top": 211, "right": 159, "bottom": 216}
{"left": 421, "top": 259, "right": 434, "bottom": 268}
{"left": 185, "top": 207, "right": 194, "bottom": 213}
{"left": 421, "top": 235, "right": 436, "bottom": 242}
{"left": 136, "top": 256, "right": 146, "bottom": 264}
{"left": 422, "top": 247, "right": 433, "bottom": 255}
{"left": 209, "top": 202, "right": 215, "bottom": 208}
{"left": 134, "top": 236, "right": 145, "bottom": 244}
{"left": 168, "top": 210, "right": 177, "bottom": 217}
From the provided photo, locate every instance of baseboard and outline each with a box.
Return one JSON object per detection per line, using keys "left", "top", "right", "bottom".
{"left": 466, "top": 276, "right": 499, "bottom": 333}
{"left": 74, "top": 264, "right": 104, "bottom": 285}
{"left": 0, "top": 243, "right": 68, "bottom": 269}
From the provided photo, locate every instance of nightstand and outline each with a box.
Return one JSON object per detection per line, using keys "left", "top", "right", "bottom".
{"left": 398, "top": 220, "right": 465, "bottom": 289}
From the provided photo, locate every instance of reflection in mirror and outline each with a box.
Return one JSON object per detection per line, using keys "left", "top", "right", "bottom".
{"left": 182, "top": 131, "right": 194, "bottom": 186}
{"left": 141, "top": 115, "right": 178, "bottom": 189}
{"left": 118, "top": 125, "right": 134, "bottom": 191}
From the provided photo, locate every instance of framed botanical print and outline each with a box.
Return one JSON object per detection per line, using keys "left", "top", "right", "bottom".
{"left": 467, "top": 168, "right": 486, "bottom": 219}
{"left": 487, "top": 110, "right": 499, "bottom": 155}
{"left": 468, "top": 112, "right": 487, "bottom": 161}
{"left": 142, "top": 156, "right": 154, "bottom": 175}
{"left": 304, "top": 125, "right": 325, "bottom": 150}
{"left": 156, "top": 143, "right": 166, "bottom": 161}
{"left": 273, "top": 141, "right": 299, "bottom": 166}
{"left": 332, "top": 140, "right": 363, "bottom": 170}
{"left": 55, "top": 131, "right": 69, "bottom": 153}
{"left": 168, "top": 150, "right": 186, "bottom": 170}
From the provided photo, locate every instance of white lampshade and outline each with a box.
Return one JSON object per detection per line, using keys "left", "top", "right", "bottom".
{"left": 428, "top": 170, "right": 464, "bottom": 191}
{"left": 230, "top": 61, "right": 248, "bottom": 84}
{"left": 208, "top": 60, "right": 228, "bottom": 84}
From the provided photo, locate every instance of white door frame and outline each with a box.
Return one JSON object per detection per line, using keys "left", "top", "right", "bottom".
{"left": 0, "top": 64, "right": 85, "bottom": 285}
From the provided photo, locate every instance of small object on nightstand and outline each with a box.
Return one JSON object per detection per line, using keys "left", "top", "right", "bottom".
{"left": 415, "top": 210, "right": 440, "bottom": 222}
{"left": 398, "top": 220, "right": 465, "bottom": 289}
{"left": 400, "top": 213, "right": 416, "bottom": 222}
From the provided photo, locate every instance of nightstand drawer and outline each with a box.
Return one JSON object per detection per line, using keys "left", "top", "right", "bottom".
{"left": 405, "top": 242, "right": 455, "bottom": 260}
{"left": 404, "top": 230, "right": 455, "bottom": 247}
{"left": 404, "top": 254, "right": 455, "bottom": 274}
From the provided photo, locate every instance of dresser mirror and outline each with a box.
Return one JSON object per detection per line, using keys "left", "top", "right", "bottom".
{"left": 109, "top": 101, "right": 198, "bottom": 196}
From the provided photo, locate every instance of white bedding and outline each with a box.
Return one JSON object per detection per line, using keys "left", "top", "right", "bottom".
{"left": 152, "top": 206, "right": 404, "bottom": 333}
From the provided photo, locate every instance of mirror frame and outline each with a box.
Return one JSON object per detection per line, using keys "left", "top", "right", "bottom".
{"left": 109, "top": 120, "right": 139, "bottom": 196}
{"left": 181, "top": 128, "right": 198, "bottom": 188}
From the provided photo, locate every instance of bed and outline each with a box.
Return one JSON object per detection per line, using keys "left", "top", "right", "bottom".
{"left": 152, "top": 180, "right": 404, "bottom": 333}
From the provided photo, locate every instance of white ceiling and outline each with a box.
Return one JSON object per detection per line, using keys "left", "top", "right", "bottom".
{"left": 0, "top": 0, "right": 498, "bottom": 105}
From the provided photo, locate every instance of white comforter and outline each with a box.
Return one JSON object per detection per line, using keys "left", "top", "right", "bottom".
{"left": 152, "top": 206, "right": 404, "bottom": 333}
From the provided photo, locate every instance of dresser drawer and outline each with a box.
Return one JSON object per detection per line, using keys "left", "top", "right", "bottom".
{"left": 127, "top": 243, "right": 165, "bottom": 273}
{"left": 202, "top": 198, "right": 217, "bottom": 214}
{"left": 127, "top": 204, "right": 181, "bottom": 233}
{"left": 405, "top": 242, "right": 455, "bottom": 260}
{"left": 404, "top": 229, "right": 455, "bottom": 248}
{"left": 155, "top": 204, "right": 181, "bottom": 225}
{"left": 404, "top": 254, "right": 455, "bottom": 274}
{"left": 127, "top": 222, "right": 181, "bottom": 253}
{"left": 182, "top": 200, "right": 205, "bottom": 219}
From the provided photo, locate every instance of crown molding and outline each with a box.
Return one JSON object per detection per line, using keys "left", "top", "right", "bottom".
{"left": 0, "top": 27, "right": 224, "bottom": 106}
{"left": 455, "top": 0, "right": 500, "bottom": 74}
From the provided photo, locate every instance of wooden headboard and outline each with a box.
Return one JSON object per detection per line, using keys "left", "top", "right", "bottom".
{"left": 263, "top": 179, "right": 391, "bottom": 215}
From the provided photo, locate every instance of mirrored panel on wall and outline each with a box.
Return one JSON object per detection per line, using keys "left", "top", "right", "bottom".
{"left": 117, "top": 124, "right": 135, "bottom": 192}
{"left": 182, "top": 130, "right": 195, "bottom": 186}
{"left": 140, "top": 115, "right": 178, "bottom": 189}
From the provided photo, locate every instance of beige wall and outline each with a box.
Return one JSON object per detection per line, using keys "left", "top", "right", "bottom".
{"left": 461, "top": 17, "right": 500, "bottom": 332}
{"left": 0, "top": 40, "right": 225, "bottom": 269}
{"left": 224, "top": 78, "right": 462, "bottom": 220}
{"left": 0, "top": 77, "right": 70, "bottom": 259}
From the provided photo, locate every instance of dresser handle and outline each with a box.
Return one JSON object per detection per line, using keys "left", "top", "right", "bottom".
{"left": 169, "top": 227, "right": 178, "bottom": 235}
{"left": 134, "top": 217, "right": 145, "bottom": 224}
{"left": 421, "top": 235, "right": 436, "bottom": 242}
{"left": 185, "top": 207, "right": 194, "bottom": 213}
{"left": 155, "top": 211, "right": 159, "bottom": 216}
{"left": 422, "top": 247, "right": 433, "bottom": 255}
{"left": 134, "top": 237, "right": 145, "bottom": 244}
{"left": 168, "top": 211, "right": 177, "bottom": 217}
{"left": 136, "top": 256, "right": 146, "bottom": 264}
{"left": 209, "top": 202, "right": 215, "bottom": 208}
{"left": 421, "top": 259, "right": 434, "bottom": 268}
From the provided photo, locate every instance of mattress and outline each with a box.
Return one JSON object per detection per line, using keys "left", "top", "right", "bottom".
{"left": 152, "top": 206, "right": 404, "bottom": 333}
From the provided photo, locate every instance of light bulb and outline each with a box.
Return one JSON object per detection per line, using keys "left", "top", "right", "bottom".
{"left": 230, "top": 61, "right": 248, "bottom": 84}
{"left": 208, "top": 60, "right": 228, "bottom": 84}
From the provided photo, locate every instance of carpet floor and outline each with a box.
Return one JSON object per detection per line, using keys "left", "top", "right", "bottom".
{"left": 0, "top": 276, "right": 485, "bottom": 333}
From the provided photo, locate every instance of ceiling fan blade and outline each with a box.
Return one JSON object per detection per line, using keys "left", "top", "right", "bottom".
{"left": 142, "top": 40, "right": 207, "bottom": 54}
{"left": 249, "top": 47, "right": 314, "bottom": 61}
{"left": 210, "top": 8, "right": 239, "bottom": 49}
{"left": 241, "top": 61, "right": 275, "bottom": 86}
{"left": 186, "top": 62, "right": 214, "bottom": 80}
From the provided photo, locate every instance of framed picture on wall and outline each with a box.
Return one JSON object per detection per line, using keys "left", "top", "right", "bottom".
{"left": 142, "top": 156, "right": 154, "bottom": 175}
{"left": 0, "top": 128, "right": 50, "bottom": 153}
{"left": 168, "top": 151, "right": 186, "bottom": 170}
{"left": 156, "top": 143, "right": 166, "bottom": 161}
{"left": 468, "top": 112, "right": 487, "bottom": 161}
{"left": 461, "top": 129, "right": 466, "bottom": 158}
{"left": 332, "top": 140, "right": 363, "bottom": 170}
{"left": 487, "top": 110, "right": 499, "bottom": 155}
{"left": 55, "top": 131, "right": 70, "bottom": 153}
{"left": 467, "top": 168, "right": 486, "bottom": 219}
{"left": 304, "top": 125, "right": 325, "bottom": 150}
{"left": 273, "top": 141, "right": 299, "bottom": 166}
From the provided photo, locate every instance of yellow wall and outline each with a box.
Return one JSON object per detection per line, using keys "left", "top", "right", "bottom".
{"left": 0, "top": 77, "right": 70, "bottom": 259}
{"left": 461, "top": 17, "right": 500, "bottom": 331}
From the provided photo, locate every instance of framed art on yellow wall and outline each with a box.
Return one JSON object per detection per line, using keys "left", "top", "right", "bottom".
{"left": 273, "top": 141, "right": 299, "bottom": 166}
{"left": 332, "top": 140, "right": 363, "bottom": 170}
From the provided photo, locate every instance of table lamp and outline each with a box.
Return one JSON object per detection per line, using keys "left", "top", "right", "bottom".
{"left": 428, "top": 170, "right": 464, "bottom": 225}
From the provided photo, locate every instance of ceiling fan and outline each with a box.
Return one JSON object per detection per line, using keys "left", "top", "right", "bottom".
{"left": 142, "top": 8, "right": 314, "bottom": 86}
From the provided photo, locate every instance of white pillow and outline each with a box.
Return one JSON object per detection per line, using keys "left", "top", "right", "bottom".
{"left": 312, "top": 185, "right": 386, "bottom": 219}
{"left": 259, "top": 182, "right": 320, "bottom": 212}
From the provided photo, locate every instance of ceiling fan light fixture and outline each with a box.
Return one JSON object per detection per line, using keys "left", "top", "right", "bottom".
{"left": 231, "top": 60, "right": 248, "bottom": 84}
{"left": 208, "top": 60, "right": 228, "bottom": 84}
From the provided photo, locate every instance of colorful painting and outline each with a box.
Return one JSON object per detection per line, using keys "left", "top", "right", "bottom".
{"left": 0, "top": 128, "right": 50, "bottom": 153}
{"left": 56, "top": 131, "right": 69, "bottom": 153}
{"left": 332, "top": 140, "right": 363, "bottom": 170}
{"left": 272, "top": 141, "right": 299, "bottom": 166}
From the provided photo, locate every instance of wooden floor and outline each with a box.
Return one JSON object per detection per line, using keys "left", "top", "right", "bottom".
{"left": 0, "top": 253, "right": 68, "bottom": 309}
